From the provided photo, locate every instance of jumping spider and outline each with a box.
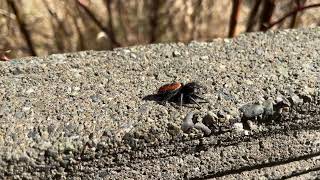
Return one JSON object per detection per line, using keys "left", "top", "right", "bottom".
{"left": 157, "top": 82, "right": 208, "bottom": 108}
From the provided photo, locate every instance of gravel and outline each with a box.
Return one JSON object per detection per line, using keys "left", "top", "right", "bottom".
{"left": 0, "top": 27, "right": 319, "bottom": 179}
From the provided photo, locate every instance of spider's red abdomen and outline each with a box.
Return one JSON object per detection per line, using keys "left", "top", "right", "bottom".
{"left": 158, "top": 82, "right": 182, "bottom": 94}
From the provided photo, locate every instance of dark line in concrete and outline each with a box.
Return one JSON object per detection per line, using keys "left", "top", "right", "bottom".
{"left": 191, "top": 152, "right": 320, "bottom": 179}
{"left": 279, "top": 165, "right": 320, "bottom": 179}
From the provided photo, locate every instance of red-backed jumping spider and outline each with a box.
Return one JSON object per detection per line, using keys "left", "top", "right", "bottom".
{"left": 157, "top": 82, "right": 208, "bottom": 108}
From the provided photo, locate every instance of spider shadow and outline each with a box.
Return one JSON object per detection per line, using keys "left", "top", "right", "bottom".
{"left": 142, "top": 94, "right": 206, "bottom": 109}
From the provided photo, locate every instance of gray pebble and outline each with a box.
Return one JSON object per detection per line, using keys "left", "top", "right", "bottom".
{"left": 90, "top": 95, "right": 100, "bottom": 103}
{"left": 181, "top": 112, "right": 195, "bottom": 133}
{"left": 240, "top": 103, "right": 264, "bottom": 119}
{"left": 130, "top": 53, "right": 137, "bottom": 59}
{"left": 247, "top": 120, "right": 258, "bottom": 131}
{"left": 200, "top": 55, "right": 209, "bottom": 60}
{"left": 202, "top": 111, "right": 218, "bottom": 128}
{"left": 194, "top": 122, "right": 211, "bottom": 136}
{"left": 289, "top": 94, "right": 303, "bottom": 104}
{"left": 172, "top": 50, "right": 181, "bottom": 57}
{"left": 263, "top": 99, "right": 274, "bottom": 117}
{"left": 232, "top": 123, "right": 244, "bottom": 132}
{"left": 275, "top": 96, "right": 291, "bottom": 108}
{"left": 217, "top": 110, "right": 226, "bottom": 118}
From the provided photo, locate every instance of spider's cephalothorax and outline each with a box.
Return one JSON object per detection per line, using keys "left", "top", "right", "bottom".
{"left": 157, "top": 82, "right": 208, "bottom": 108}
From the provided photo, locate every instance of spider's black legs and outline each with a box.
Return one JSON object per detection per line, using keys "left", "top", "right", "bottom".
{"left": 162, "top": 92, "right": 178, "bottom": 102}
{"left": 180, "top": 93, "right": 184, "bottom": 109}
{"left": 192, "top": 94, "right": 209, "bottom": 103}
{"left": 188, "top": 96, "right": 201, "bottom": 108}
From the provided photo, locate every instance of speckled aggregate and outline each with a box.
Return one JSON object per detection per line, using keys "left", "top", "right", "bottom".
{"left": 0, "top": 27, "right": 319, "bottom": 179}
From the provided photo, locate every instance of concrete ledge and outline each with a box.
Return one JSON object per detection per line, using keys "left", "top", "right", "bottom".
{"left": 0, "top": 27, "right": 319, "bottom": 179}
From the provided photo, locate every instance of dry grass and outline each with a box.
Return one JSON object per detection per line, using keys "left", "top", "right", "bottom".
{"left": 0, "top": 0, "right": 319, "bottom": 58}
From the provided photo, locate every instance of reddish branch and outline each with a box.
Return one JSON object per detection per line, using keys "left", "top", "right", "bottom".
{"left": 7, "top": 0, "right": 37, "bottom": 56}
{"left": 228, "top": 0, "right": 242, "bottom": 37}
{"left": 72, "top": 16, "right": 85, "bottom": 51}
{"left": 259, "top": 0, "right": 275, "bottom": 31}
{"left": 77, "top": 0, "right": 121, "bottom": 48}
{"left": 191, "top": 0, "right": 202, "bottom": 40}
{"left": 104, "top": 0, "right": 118, "bottom": 46}
{"left": 43, "top": 0, "right": 67, "bottom": 52}
{"left": 0, "top": 52, "right": 10, "bottom": 61}
{"left": 265, "top": 2, "right": 320, "bottom": 30}
{"left": 246, "top": 0, "right": 261, "bottom": 32}
{"left": 149, "top": 0, "right": 160, "bottom": 43}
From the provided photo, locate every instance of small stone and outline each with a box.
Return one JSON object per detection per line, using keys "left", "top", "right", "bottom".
{"left": 163, "top": 50, "right": 172, "bottom": 58}
{"left": 283, "top": 107, "right": 290, "bottom": 112}
{"left": 130, "top": 53, "right": 137, "bottom": 59}
{"left": 181, "top": 112, "right": 195, "bottom": 133}
{"left": 289, "top": 94, "right": 303, "bottom": 104}
{"left": 122, "top": 49, "right": 131, "bottom": 54}
{"left": 247, "top": 120, "right": 258, "bottom": 131}
{"left": 15, "top": 111, "right": 24, "bottom": 119}
{"left": 225, "top": 114, "right": 231, "bottom": 121}
{"left": 194, "top": 122, "right": 211, "bottom": 136}
{"left": 240, "top": 103, "right": 264, "bottom": 119}
{"left": 45, "top": 148, "right": 59, "bottom": 158}
{"left": 263, "top": 99, "right": 274, "bottom": 117}
{"left": 217, "top": 110, "right": 226, "bottom": 118}
{"left": 275, "top": 96, "right": 291, "bottom": 110}
{"left": 202, "top": 111, "right": 218, "bottom": 128}
{"left": 244, "top": 130, "right": 250, "bottom": 136}
{"left": 255, "top": 48, "right": 263, "bottom": 56}
{"left": 172, "top": 50, "right": 181, "bottom": 57}
{"left": 167, "top": 123, "right": 180, "bottom": 136}
{"left": 200, "top": 55, "right": 209, "bottom": 60}
{"left": 90, "top": 95, "right": 100, "bottom": 102}
{"left": 232, "top": 123, "right": 244, "bottom": 132}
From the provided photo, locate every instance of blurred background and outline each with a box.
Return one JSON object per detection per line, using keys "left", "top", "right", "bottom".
{"left": 0, "top": 0, "right": 319, "bottom": 59}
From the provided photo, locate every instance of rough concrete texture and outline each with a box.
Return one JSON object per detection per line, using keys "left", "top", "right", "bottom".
{"left": 0, "top": 27, "right": 319, "bottom": 179}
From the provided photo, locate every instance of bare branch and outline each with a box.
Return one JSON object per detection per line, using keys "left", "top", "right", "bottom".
{"left": 228, "top": 0, "right": 242, "bottom": 37}
{"left": 259, "top": 0, "right": 275, "bottom": 31}
{"left": 77, "top": 0, "right": 121, "bottom": 48}
{"left": 104, "top": 0, "right": 118, "bottom": 46}
{"left": 265, "top": 3, "right": 320, "bottom": 30}
{"left": 246, "top": 0, "right": 261, "bottom": 32}
{"left": 191, "top": 0, "right": 202, "bottom": 40}
{"left": 7, "top": 0, "right": 37, "bottom": 56}
{"left": 149, "top": 0, "right": 160, "bottom": 43}
{"left": 289, "top": 0, "right": 306, "bottom": 28}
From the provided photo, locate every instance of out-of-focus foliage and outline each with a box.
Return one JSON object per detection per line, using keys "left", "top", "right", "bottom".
{"left": 0, "top": 0, "right": 319, "bottom": 58}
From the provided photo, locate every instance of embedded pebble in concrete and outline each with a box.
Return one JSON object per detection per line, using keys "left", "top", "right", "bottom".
{"left": 202, "top": 111, "right": 218, "bottom": 129}
{"left": 240, "top": 103, "right": 265, "bottom": 120}
{"left": 232, "top": 122, "right": 244, "bottom": 132}
{"left": 289, "top": 94, "right": 304, "bottom": 105}
{"left": 194, "top": 122, "right": 211, "bottom": 136}
{"left": 263, "top": 98, "right": 274, "bottom": 117}
{"left": 181, "top": 112, "right": 195, "bottom": 133}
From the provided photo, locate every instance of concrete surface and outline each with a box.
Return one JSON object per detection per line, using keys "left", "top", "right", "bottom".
{"left": 0, "top": 27, "right": 319, "bottom": 179}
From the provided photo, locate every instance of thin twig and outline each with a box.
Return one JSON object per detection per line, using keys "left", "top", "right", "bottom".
{"left": 191, "top": 0, "right": 202, "bottom": 40}
{"left": 77, "top": 0, "right": 121, "bottom": 48}
{"left": 0, "top": 9, "right": 15, "bottom": 19}
{"left": 43, "top": 0, "right": 65, "bottom": 52}
{"left": 104, "top": 0, "right": 118, "bottom": 45}
{"left": 289, "top": 0, "right": 306, "bottom": 28}
{"left": 7, "top": 0, "right": 37, "bottom": 56}
{"left": 259, "top": 0, "right": 275, "bottom": 31}
{"left": 265, "top": 3, "right": 320, "bottom": 30}
{"left": 72, "top": 16, "right": 85, "bottom": 51}
{"left": 149, "top": 0, "right": 160, "bottom": 43}
{"left": 116, "top": 0, "right": 129, "bottom": 43}
{"left": 228, "top": 0, "right": 242, "bottom": 37}
{"left": 246, "top": 0, "right": 261, "bottom": 32}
